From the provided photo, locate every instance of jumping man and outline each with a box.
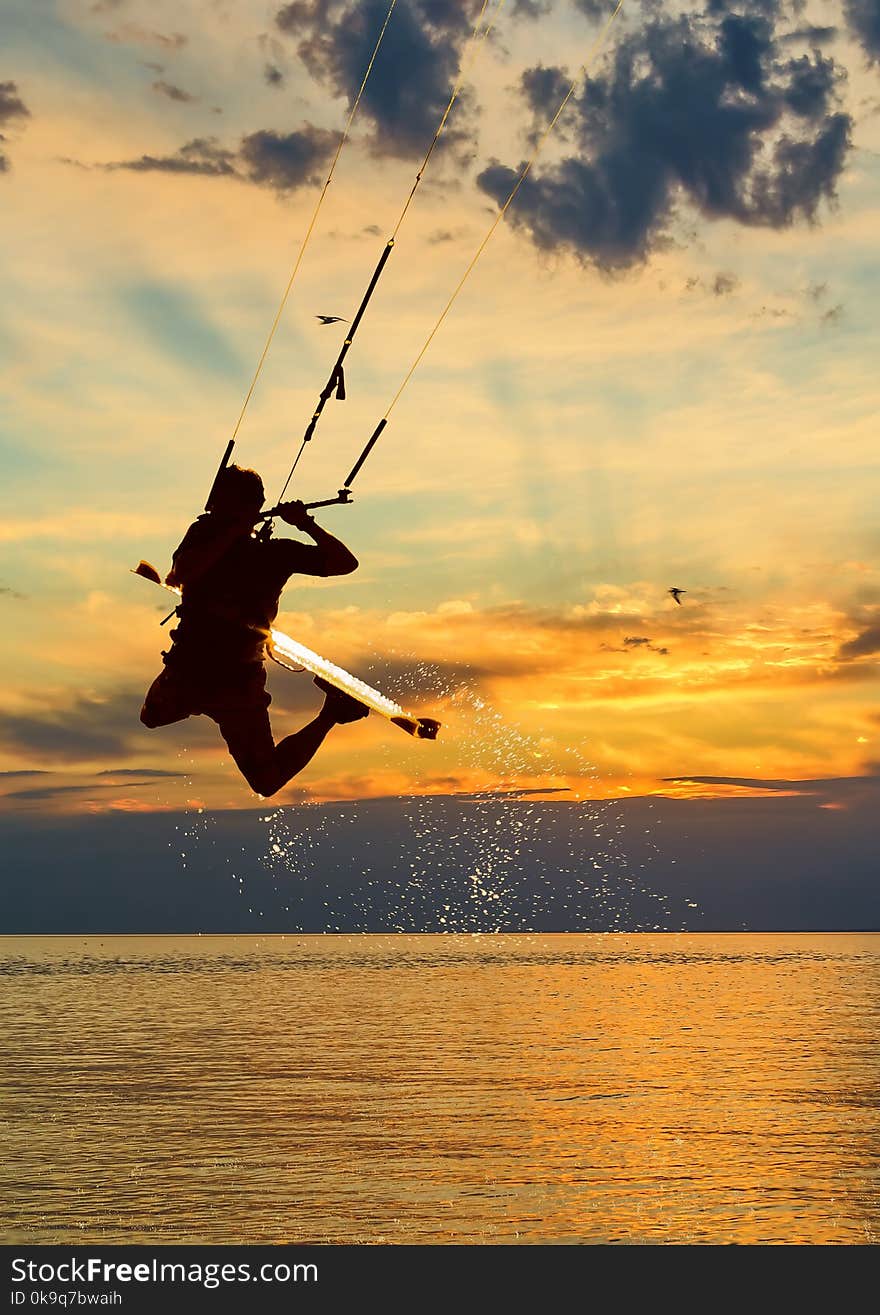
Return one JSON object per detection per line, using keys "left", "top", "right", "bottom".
{"left": 140, "top": 464, "right": 368, "bottom": 797}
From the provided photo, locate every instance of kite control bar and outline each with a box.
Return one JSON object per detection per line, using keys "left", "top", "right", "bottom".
{"left": 258, "top": 488, "right": 353, "bottom": 522}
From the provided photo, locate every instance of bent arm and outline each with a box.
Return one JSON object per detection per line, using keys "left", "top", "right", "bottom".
{"left": 279, "top": 505, "right": 358, "bottom": 577}
{"left": 298, "top": 520, "right": 359, "bottom": 576}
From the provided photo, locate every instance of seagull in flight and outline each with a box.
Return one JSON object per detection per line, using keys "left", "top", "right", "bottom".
{"left": 668, "top": 587, "right": 686, "bottom": 605}
{"left": 316, "top": 315, "right": 348, "bottom": 325}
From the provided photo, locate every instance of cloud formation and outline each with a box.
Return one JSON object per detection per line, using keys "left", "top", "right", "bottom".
{"left": 512, "top": 0, "right": 553, "bottom": 16}
{"left": 3, "top": 783, "right": 159, "bottom": 802}
{"left": 237, "top": 126, "right": 339, "bottom": 191}
{"left": 100, "top": 126, "right": 338, "bottom": 193}
{"left": 151, "top": 80, "right": 196, "bottom": 104}
{"left": 664, "top": 773, "right": 880, "bottom": 799}
{"left": 478, "top": 7, "right": 852, "bottom": 268}
{"left": 844, "top": 0, "right": 880, "bottom": 62}
{"left": 275, "top": 0, "right": 479, "bottom": 159}
{"left": 781, "top": 26, "right": 839, "bottom": 46}
{"left": 0, "top": 81, "right": 30, "bottom": 174}
{"left": 107, "top": 136, "right": 237, "bottom": 177}
{"left": 0, "top": 689, "right": 145, "bottom": 764}
{"left": 838, "top": 615, "right": 880, "bottom": 659}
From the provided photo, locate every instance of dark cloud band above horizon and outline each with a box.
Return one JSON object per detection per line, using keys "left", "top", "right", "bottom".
{"left": 664, "top": 773, "right": 880, "bottom": 796}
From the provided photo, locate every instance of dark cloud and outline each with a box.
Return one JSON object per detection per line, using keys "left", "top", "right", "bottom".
{"left": 0, "top": 770, "right": 49, "bottom": 778}
{"left": 664, "top": 773, "right": 880, "bottom": 796}
{"left": 275, "top": 0, "right": 479, "bottom": 159}
{"left": 238, "top": 125, "right": 338, "bottom": 191}
{"left": 101, "top": 126, "right": 336, "bottom": 194}
{"left": 0, "top": 582, "right": 27, "bottom": 599}
{"left": 258, "top": 31, "right": 291, "bottom": 87}
{"left": 780, "top": 26, "right": 839, "bottom": 47}
{"left": 519, "top": 64, "right": 572, "bottom": 146}
{"left": 4, "top": 783, "right": 159, "bottom": 802}
{"left": 0, "top": 82, "right": 29, "bottom": 126}
{"left": 603, "top": 634, "right": 669, "bottom": 655}
{"left": 820, "top": 301, "right": 844, "bottom": 326}
{"left": 107, "top": 137, "right": 237, "bottom": 176}
{"left": 152, "top": 80, "right": 196, "bottom": 103}
{"left": 712, "top": 271, "right": 738, "bottom": 295}
{"left": 477, "top": 8, "right": 852, "bottom": 269}
{"left": 783, "top": 51, "right": 840, "bottom": 118}
{"left": 703, "top": 1, "right": 787, "bottom": 15}
{"left": 96, "top": 768, "right": 185, "bottom": 777}
{"left": 839, "top": 619, "right": 880, "bottom": 658}
{"left": 0, "top": 689, "right": 146, "bottom": 764}
{"left": 511, "top": 0, "right": 553, "bottom": 16}
{"left": 752, "top": 303, "right": 790, "bottom": 319}
{"left": 573, "top": 1, "right": 622, "bottom": 18}
{"left": 519, "top": 63, "right": 571, "bottom": 121}
{"left": 456, "top": 785, "right": 571, "bottom": 798}
{"left": 0, "top": 81, "right": 30, "bottom": 173}
{"left": 805, "top": 279, "right": 828, "bottom": 300}
{"left": 844, "top": 0, "right": 880, "bottom": 62}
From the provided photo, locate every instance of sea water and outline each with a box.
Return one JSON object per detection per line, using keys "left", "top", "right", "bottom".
{"left": 1, "top": 933, "right": 877, "bottom": 1244}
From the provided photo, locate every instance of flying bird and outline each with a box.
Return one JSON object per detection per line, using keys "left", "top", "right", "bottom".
{"left": 668, "top": 588, "right": 686, "bottom": 605}
{"left": 316, "top": 315, "right": 348, "bottom": 325}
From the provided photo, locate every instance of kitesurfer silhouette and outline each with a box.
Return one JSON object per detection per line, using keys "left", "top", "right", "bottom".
{"left": 140, "top": 464, "right": 368, "bottom": 797}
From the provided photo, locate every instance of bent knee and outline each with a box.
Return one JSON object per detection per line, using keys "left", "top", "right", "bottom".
{"left": 140, "top": 703, "right": 160, "bottom": 729}
{"left": 140, "top": 701, "right": 182, "bottom": 730}
{"left": 240, "top": 766, "right": 282, "bottom": 798}
{"left": 141, "top": 695, "right": 189, "bottom": 729}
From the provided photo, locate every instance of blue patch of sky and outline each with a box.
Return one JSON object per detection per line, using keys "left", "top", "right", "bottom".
{"left": 744, "top": 300, "right": 866, "bottom": 398}
{"left": 2, "top": 0, "right": 157, "bottom": 97}
{"left": 118, "top": 280, "right": 247, "bottom": 380}
{"left": 0, "top": 422, "right": 69, "bottom": 491}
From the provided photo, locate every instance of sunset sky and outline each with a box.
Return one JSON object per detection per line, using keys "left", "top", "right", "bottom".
{"left": 1, "top": 0, "right": 879, "bottom": 823}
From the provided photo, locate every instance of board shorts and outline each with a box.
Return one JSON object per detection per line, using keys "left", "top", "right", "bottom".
{"left": 140, "top": 653, "right": 278, "bottom": 789}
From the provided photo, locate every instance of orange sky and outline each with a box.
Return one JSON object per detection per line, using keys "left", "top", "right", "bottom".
{"left": 1, "top": 0, "right": 878, "bottom": 816}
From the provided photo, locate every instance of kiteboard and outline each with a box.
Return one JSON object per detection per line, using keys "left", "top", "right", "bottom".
{"left": 132, "top": 561, "right": 440, "bottom": 740}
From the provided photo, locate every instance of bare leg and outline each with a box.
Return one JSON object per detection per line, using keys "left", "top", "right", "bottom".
{"left": 219, "top": 687, "right": 367, "bottom": 798}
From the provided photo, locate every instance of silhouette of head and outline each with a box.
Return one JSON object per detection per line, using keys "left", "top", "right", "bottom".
{"left": 208, "top": 464, "right": 265, "bottom": 520}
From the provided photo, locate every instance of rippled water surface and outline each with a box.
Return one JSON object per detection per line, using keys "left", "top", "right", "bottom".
{"left": 1, "top": 933, "right": 878, "bottom": 1244}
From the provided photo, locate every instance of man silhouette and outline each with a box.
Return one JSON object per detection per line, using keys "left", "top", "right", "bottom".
{"left": 141, "top": 464, "right": 367, "bottom": 797}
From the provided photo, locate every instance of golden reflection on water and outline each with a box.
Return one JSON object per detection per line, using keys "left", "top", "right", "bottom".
{"left": 0, "top": 933, "right": 877, "bottom": 1244}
